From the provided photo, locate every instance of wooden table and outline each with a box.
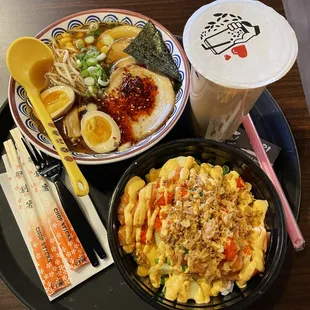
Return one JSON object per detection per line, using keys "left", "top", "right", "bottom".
{"left": 0, "top": 0, "right": 309, "bottom": 309}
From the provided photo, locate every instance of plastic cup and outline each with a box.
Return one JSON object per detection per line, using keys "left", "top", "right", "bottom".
{"left": 183, "top": 0, "right": 298, "bottom": 141}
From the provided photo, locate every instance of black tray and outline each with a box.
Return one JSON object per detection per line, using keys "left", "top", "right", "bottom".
{"left": 0, "top": 89, "right": 301, "bottom": 310}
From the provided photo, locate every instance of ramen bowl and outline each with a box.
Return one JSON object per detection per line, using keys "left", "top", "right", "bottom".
{"left": 108, "top": 139, "right": 287, "bottom": 310}
{"left": 8, "top": 9, "right": 190, "bottom": 165}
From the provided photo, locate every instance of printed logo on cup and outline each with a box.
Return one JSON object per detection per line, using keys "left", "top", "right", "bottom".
{"left": 183, "top": 0, "right": 298, "bottom": 89}
{"left": 200, "top": 13, "right": 260, "bottom": 60}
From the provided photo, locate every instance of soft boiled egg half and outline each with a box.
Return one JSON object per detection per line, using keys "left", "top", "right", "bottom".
{"left": 81, "top": 111, "right": 121, "bottom": 153}
{"left": 40, "top": 86, "right": 75, "bottom": 120}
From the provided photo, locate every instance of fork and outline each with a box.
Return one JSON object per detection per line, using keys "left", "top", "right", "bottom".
{"left": 22, "top": 139, "right": 106, "bottom": 267}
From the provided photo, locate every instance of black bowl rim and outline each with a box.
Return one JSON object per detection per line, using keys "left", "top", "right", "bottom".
{"left": 108, "top": 138, "right": 287, "bottom": 310}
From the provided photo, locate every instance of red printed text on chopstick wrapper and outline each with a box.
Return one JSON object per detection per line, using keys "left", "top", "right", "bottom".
{"left": 23, "top": 156, "right": 89, "bottom": 270}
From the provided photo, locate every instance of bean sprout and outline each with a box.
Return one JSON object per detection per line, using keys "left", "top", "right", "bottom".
{"left": 45, "top": 40, "right": 87, "bottom": 95}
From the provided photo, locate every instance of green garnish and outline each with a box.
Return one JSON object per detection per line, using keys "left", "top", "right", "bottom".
{"left": 178, "top": 244, "right": 189, "bottom": 254}
{"left": 199, "top": 190, "right": 204, "bottom": 197}
{"left": 182, "top": 265, "right": 188, "bottom": 272}
{"left": 91, "top": 28, "right": 104, "bottom": 38}
{"left": 159, "top": 286, "right": 166, "bottom": 297}
{"left": 86, "top": 58, "right": 97, "bottom": 66}
{"left": 75, "top": 46, "right": 110, "bottom": 97}
{"left": 154, "top": 258, "right": 159, "bottom": 264}
{"left": 81, "top": 69, "right": 89, "bottom": 78}
{"left": 160, "top": 276, "right": 167, "bottom": 285}
{"left": 76, "top": 39, "right": 85, "bottom": 49}
{"left": 223, "top": 165, "right": 230, "bottom": 175}
{"left": 166, "top": 258, "right": 171, "bottom": 265}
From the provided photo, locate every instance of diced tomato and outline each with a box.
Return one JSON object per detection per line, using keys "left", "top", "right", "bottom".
{"left": 157, "top": 194, "right": 166, "bottom": 206}
{"left": 180, "top": 188, "right": 188, "bottom": 197}
{"left": 243, "top": 245, "right": 252, "bottom": 256}
{"left": 140, "top": 224, "right": 148, "bottom": 244}
{"left": 167, "top": 192, "right": 174, "bottom": 204}
{"left": 236, "top": 177, "right": 245, "bottom": 189}
{"left": 154, "top": 216, "right": 162, "bottom": 232}
{"left": 224, "top": 238, "right": 238, "bottom": 261}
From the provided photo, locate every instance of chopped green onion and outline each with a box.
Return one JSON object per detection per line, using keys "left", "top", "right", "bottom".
{"left": 80, "top": 47, "right": 87, "bottom": 53}
{"left": 160, "top": 276, "right": 167, "bottom": 285}
{"left": 87, "top": 66, "right": 97, "bottom": 74}
{"left": 86, "top": 58, "right": 97, "bottom": 66}
{"left": 159, "top": 286, "right": 166, "bottom": 298}
{"left": 87, "top": 47, "right": 99, "bottom": 57}
{"left": 96, "top": 52, "right": 106, "bottom": 61}
{"left": 182, "top": 265, "right": 188, "bottom": 272}
{"left": 95, "top": 66, "right": 103, "bottom": 77}
{"left": 178, "top": 244, "right": 189, "bottom": 254}
{"left": 101, "top": 71, "right": 108, "bottom": 81}
{"left": 97, "top": 88, "right": 104, "bottom": 96}
{"left": 223, "top": 165, "right": 230, "bottom": 175}
{"left": 89, "top": 72, "right": 98, "bottom": 80}
{"left": 76, "top": 59, "right": 82, "bottom": 67}
{"left": 89, "top": 22, "right": 99, "bottom": 31}
{"left": 81, "top": 69, "right": 89, "bottom": 78}
{"left": 76, "top": 39, "right": 85, "bottom": 49}
{"left": 88, "top": 85, "right": 97, "bottom": 96}
{"left": 84, "top": 90, "right": 91, "bottom": 98}
{"left": 102, "top": 35, "right": 114, "bottom": 46}
{"left": 199, "top": 190, "right": 203, "bottom": 197}
{"left": 92, "top": 28, "right": 104, "bottom": 38}
{"left": 84, "top": 76, "right": 95, "bottom": 86}
{"left": 166, "top": 258, "right": 171, "bottom": 265}
{"left": 82, "top": 61, "right": 88, "bottom": 70}
{"left": 98, "top": 76, "right": 109, "bottom": 87}
{"left": 85, "top": 36, "right": 95, "bottom": 44}
{"left": 154, "top": 258, "right": 159, "bottom": 264}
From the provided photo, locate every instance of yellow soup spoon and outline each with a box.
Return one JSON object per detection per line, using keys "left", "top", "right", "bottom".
{"left": 6, "top": 37, "right": 89, "bottom": 196}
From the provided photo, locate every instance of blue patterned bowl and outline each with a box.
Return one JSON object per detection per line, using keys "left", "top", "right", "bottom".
{"left": 8, "top": 9, "right": 190, "bottom": 165}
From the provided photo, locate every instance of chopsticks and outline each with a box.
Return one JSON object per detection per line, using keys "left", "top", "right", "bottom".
{"left": 10, "top": 128, "right": 90, "bottom": 270}
{"left": 3, "top": 140, "right": 71, "bottom": 295}
{"left": 243, "top": 114, "right": 305, "bottom": 251}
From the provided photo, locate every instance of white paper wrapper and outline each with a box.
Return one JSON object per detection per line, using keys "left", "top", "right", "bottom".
{"left": 0, "top": 169, "right": 113, "bottom": 301}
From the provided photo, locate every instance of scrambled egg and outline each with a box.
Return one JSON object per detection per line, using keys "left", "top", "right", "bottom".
{"left": 117, "top": 156, "right": 269, "bottom": 304}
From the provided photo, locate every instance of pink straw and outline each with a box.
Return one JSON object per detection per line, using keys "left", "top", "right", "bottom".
{"left": 242, "top": 114, "right": 305, "bottom": 251}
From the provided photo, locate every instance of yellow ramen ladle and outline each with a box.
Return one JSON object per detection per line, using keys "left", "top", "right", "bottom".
{"left": 6, "top": 37, "right": 89, "bottom": 196}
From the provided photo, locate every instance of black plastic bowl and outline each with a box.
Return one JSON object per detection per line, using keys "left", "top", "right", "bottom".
{"left": 108, "top": 139, "right": 287, "bottom": 310}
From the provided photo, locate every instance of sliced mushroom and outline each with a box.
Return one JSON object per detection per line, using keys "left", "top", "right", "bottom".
{"left": 63, "top": 107, "right": 81, "bottom": 139}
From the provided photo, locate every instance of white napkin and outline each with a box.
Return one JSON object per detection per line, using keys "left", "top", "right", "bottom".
{"left": 0, "top": 172, "right": 113, "bottom": 301}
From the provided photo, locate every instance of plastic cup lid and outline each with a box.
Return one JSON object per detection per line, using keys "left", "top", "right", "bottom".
{"left": 183, "top": 0, "right": 298, "bottom": 89}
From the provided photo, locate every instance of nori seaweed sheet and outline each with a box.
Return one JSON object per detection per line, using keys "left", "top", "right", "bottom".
{"left": 124, "top": 21, "right": 182, "bottom": 85}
